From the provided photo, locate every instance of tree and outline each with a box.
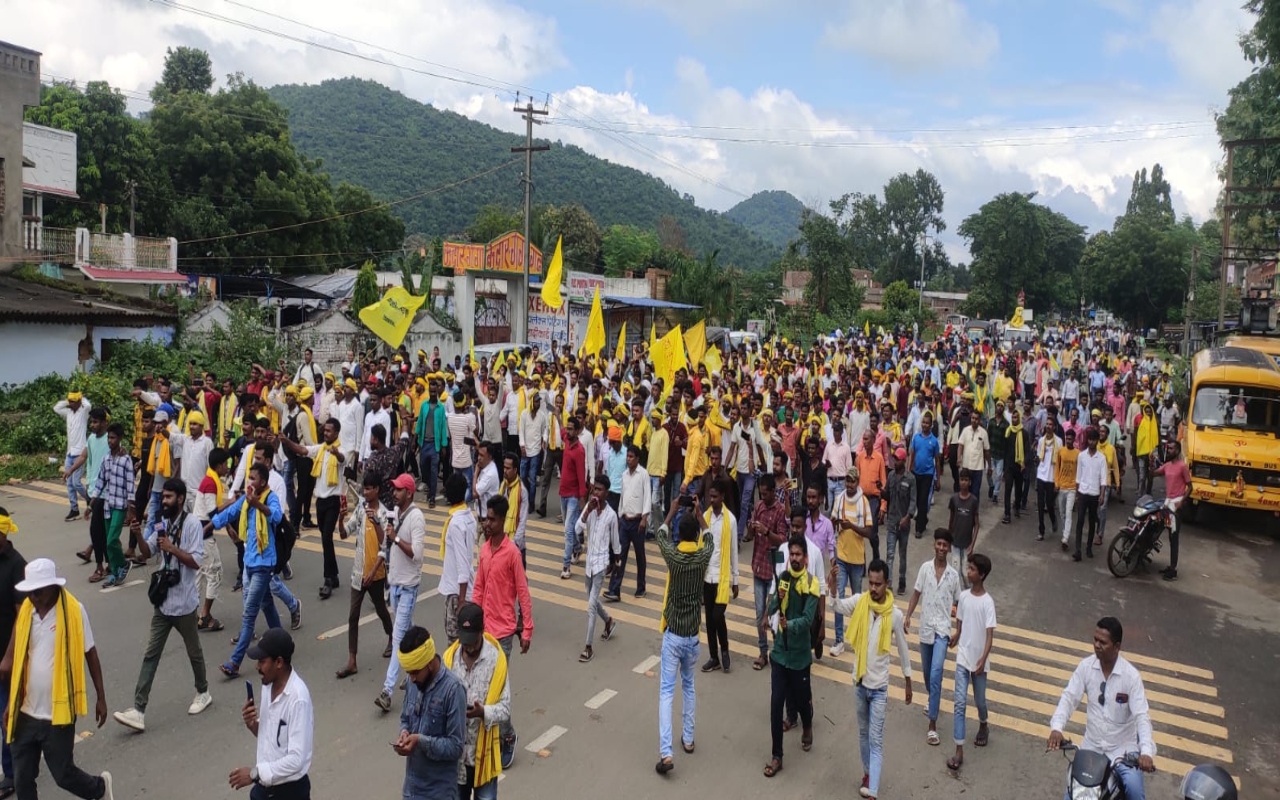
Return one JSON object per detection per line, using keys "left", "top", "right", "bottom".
{"left": 539, "top": 204, "right": 601, "bottom": 273}
{"left": 154, "top": 46, "right": 214, "bottom": 99}
{"left": 333, "top": 182, "right": 406, "bottom": 261}
{"left": 352, "top": 261, "right": 380, "bottom": 313}
{"left": 795, "top": 206, "right": 860, "bottom": 317}
{"left": 602, "top": 224, "right": 659, "bottom": 277}
{"left": 959, "top": 192, "right": 1085, "bottom": 318}
{"left": 464, "top": 204, "right": 522, "bottom": 244}
{"left": 882, "top": 280, "right": 919, "bottom": 315}
{"left": 656, "top": 215, "right": 689, "bottom": 254}
{"left": 666, "top": 250, "right": 740, "bottom": 326}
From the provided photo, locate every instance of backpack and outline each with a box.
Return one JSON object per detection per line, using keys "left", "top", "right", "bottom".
{"left": 266, "top": 491, "right": 298, "bottom": 574}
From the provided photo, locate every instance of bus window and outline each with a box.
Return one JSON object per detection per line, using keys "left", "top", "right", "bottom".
{"left": 1192, "top": 385, "right": 1280, "bottom": 435}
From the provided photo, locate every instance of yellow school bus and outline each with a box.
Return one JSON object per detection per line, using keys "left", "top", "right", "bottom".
{"left": 1184, "top": 345, "right": 1280, "bottom": 512}
{"left": 1223, "top": 334, "right": 1280, "bottom": 369}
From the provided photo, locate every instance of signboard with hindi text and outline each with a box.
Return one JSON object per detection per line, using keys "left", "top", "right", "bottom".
{"left": 528, "top": 290, "right": 568, "bottom": 354}
{"left": 444, "top": 231, "right": 543, "bottom": 277}
{"left": 568, "top": 271, "right": 606, "bottom": 304}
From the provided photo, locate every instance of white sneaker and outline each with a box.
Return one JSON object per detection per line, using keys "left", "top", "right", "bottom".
{"left": 112, "top": 708, "right": 145, "bottom": 732}
{"left": 830, "top": 641, "right": 846, "bottom": 658}
{"left": 188, "top": 692, "right": 213, "bottom": 715}
{"left": 102, "top": 771, "right": 114, "bottom": 800}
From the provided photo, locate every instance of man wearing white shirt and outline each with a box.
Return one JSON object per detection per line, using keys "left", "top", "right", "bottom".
{"left": 375, "top": 473, "right": 428, "bottom": 715}
{"left": 1073, "top": 428, "right": 1108, "bottom": 561}
{"left": 605, "top": 446, "right": 651, "bottom": 602}
{"left": 698, "top": 479, "right": 738, "bottom": 674}
{"left": 1047, "top": 617, "right": 1156, "bottom": 800}
{"left": 828, "top": 560, "right": 913, "bottom": 800}
{"left": 574, "top": 475, "right": 620, "bottom": 663}
{"left": 293, "top": 348, "right": 324, "bottom": 393}
{"left": 518, "top": 394, "right": 549, "bottom": 505}
{"left": 54, "top": 392, "right": 93, "bottom": 521}
{"left": 278, "top": 420, "right": 348, "bottom": 600}
{"left": 333, "top": 380, "right": 364, "bottom": 474}
{"left": 1034, "top": 421, "right": 1062, "bottom": 542}
{"left": 472, "top": 445, "right": 500, "bottom": 519}
{"left": 230, "top": 629, "right": 314, "bottom": 798}
{"left": 437, "top": 473, "right": 477, "bottom": 644}
{"left": 167, "top": 412, "right": 214, "bottom": 514}
{"left": 727, "top": 407, "right": 770, "bottom": 540}
{"left": 359, "top": 390, "right": 392, "bottom": 463}
{"left": 903, "top": 530, "right": 962, "bottom": 747}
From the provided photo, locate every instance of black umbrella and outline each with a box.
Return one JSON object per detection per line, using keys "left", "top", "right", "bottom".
{"left": 1011, "top": 340, "right": 1033, "bottom": 352}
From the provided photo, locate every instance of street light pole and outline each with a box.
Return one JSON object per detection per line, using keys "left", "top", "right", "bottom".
{"left": 918, "top": 232, "right": 929, "bottom": 315}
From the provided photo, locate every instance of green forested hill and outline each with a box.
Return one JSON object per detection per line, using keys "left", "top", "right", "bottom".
{"left": 268, "top": 78, "right": 780, "bottom": 270}
{"left": 725, "top": 190, "right": 805, "bottom": 248}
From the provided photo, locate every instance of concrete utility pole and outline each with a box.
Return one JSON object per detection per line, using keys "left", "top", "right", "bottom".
{"left": 127, "top": 180, "right": 137, "bottom": 236}
{"left": 1219, "top": 145, "right": 1233, "bottom": 330}
{"left": 917, "top": 232, "right": 930, "bottom": 315}
{"left": 1184, "top": 246, "right": 1199, "bottom": 355}
{"left": 512, "top": 101, "right": 549, "bottom": 343}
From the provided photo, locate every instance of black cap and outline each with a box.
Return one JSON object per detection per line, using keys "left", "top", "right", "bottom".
{"left": 457, "top": 602, "right": 484, "bottom": 646}
{"left": 247, "top": 628, "right": 295, "bottom": 661}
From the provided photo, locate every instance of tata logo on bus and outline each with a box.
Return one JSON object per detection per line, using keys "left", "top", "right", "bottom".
{"left": 444, "top": 232, "right": 543, "bottom": 277}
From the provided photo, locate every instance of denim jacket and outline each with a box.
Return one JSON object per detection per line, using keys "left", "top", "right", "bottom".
{"left": 400, "top": 665, "right": 467, "bottom": 799}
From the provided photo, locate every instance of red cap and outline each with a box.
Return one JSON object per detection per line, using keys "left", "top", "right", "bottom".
{"left": 390, "top": 474, "right": 416, "bottom": 492}
{"left": 894, "top": 447, "right": 908, "bottom": 461}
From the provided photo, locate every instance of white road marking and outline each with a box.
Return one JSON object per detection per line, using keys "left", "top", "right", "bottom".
{"left": 584, "top": 689, "right": 617, "bottom": 710}
{"left": 315, "top": 588, "right": 438, "bottom": 640}
{"left": 632, "top": 655, "right": 660, "bottom": 674}
{"left": 100, "top": 579, "right": 145, "bottom": 594}
{"left": 524, "top": 725, "right": 568, "bottom": 753}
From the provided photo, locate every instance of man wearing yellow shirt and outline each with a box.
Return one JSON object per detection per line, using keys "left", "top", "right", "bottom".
{"left": 1054, "top": 429, "right": 1080, "bottom": 552}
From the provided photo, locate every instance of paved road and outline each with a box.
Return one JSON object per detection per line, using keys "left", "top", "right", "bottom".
{"left": 0, "top": 474, "right": 1267, "bottom": 798}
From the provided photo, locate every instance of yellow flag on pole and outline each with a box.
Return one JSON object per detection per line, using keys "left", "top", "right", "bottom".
{"left": 540, "top": 236, "right": 565, "bottom": 310}
{"left": 683, "top": 320, "right": 706, "bottom": 368}
{"left": 649, "top": 322, "right": 658, "bottom": 352}
{"left": 864, "top": 319, "right": 870, "bottom": 336}
{"left": 615, "top": 321, "right": 627, "bottom": 363}
{"left": 357, "top": 286, "right": 427, "bottom": 349}
{"left": 653, "top": 325, "right": 686, "bottom": 386}
{"left": 703, "top": 345, "right": 723, "bottom": 375}
{"left": 469, "top": 336, "right": 477, "bottom": 369}
{"left": 582, "top": 287, "right": 606, "bottom": 357}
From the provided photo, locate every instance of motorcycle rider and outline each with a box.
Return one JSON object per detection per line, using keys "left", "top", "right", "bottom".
{"left": 1152, "top": 442, "right": 1191, "bottom": 582}
{"left": 1047, "top": 617, "right": 1156, "bottom": 800}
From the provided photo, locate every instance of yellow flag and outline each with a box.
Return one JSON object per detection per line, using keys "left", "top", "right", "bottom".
{"left": 541, "top": 236, "right": 565, "bottom": 310}
{"left": 864, "top": 319, "right": 870, "bottom": 336}
{"left": 653, "top": 325, "right": 686, "bottom": 386}
{"left": 703, "top": 345, "right": 723, "bottom": 375}
{"left": 649, "top": 322, "right": 658, "bottom": 351}
{"left": 582, "top": 287, "right": 606, "bottom": 357}
{"left": 358, "top": 286, "right": 426, "bottom": 349}
{"left": 469, "top": 335, "right": 477, "bottom": 369}
{"left": 683, "top": 320, "right": 706, "bottom": 368}
{"left": 615, "top": 321, "right": 627, "bottom": 363}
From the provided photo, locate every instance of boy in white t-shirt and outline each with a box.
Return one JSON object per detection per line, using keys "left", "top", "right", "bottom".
{"left": 947, "top": 552, "right": 995, "bottom": 773}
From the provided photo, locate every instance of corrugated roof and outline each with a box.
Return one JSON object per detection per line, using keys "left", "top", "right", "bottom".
{"left": 604, "top": 295, "right": 700, "bottom": 310}
{"left": 0, "top": 275, "right": 178, "bottom": 326}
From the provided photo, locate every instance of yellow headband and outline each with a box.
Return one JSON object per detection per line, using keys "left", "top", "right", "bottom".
{"left": 67, "top": 392, "right": 83, "bottom": 402}
{"left": 397, "top": 637, "right": 436, "bottom": 672}
{"left": 344, "top": 378, "right": 358, "bottom": 391}
{"left": 186, "top": 410, "right": 206, "bottom": 426}
{"left": 0, "top": 514, "right": 16, "bottom": 535}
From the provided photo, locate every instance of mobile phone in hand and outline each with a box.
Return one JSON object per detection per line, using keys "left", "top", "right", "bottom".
{"left": 245, "top": 680, "right": 255, "bottom": 705}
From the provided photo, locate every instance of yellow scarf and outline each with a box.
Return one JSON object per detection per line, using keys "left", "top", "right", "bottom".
{"left": 238, "top": 490, "right": 272, "bottom": 552}
{"left": 440, "top": 503, "right": 468, "bottom": 558}
{"left": 626, "top": 417, "right": 650, "bottom": 448}
{"left": 1009, "top": 424, "right": 1025, "bottom": 467}
{"left": 310, "top": 442, "right": 341, "bottom": 487}
{"left": 132, "top": 401, "right": 148, "bottom": 459}
{"left": 7, "top": 591, "right": 88, "bottom": 742}
{"left": 296, "top": 405, "right": 318, "bottom": 444}
{"left": 660, "top": 539, "right": 702, "bottom": 632}
{"left": 517, "top": 386, "right": 527, "bottom": 418}
{"left": 219, "top": 393, "right": 239, "bottom": 448}
{"left": 204, "top": 467, "right": 224, "bottom": 509}
{"left": 362, "top": 511, "right": 387, "bottom": 582}
{"left": 178, "top": 406, "right": 190, "bottom": 435}
{"left": 1135, "top": 413, "right": 1159, "bottom": 457}
{"left": 548, "top": 412, "right": 561, "bottom": 451}
{"left": 148, "top": 431, "right": 172, "bottom": 478}
{"left": 443, "top": 633, "right": 508, "bottom": 786}
{"left": 500, "top": 479, "right": 521, "bottom": 538}
{"left": 778, "top": 566, "right": 818, "bottom": 615}
{"left": 845, "top": 589, "right": 896, "bottom": 682}
{"left": 704, "top": 508, "right": 734, "bottom": 604}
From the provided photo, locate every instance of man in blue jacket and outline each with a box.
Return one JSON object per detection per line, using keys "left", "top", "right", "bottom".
{"left": 393, "top": 625, "right": 467, "bottom": 800}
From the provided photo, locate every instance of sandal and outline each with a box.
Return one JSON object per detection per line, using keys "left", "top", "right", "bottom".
{"left": 197, "top": 615, "right": 210, "bottom": 631}
{"left": 781, "top": 719, "right": 795, "bottom": 733}
{"left": 801, "top": 729, "right": 813, "bottom": 751}
{"left": 602, "top": 619, "right": 616, "bottom": 641}
{"left": 655, "top": 758, "right": 674, "bottom": 776}
{"left": 974, "top": 724, "right": 989, "bottom": 747}
{"left": 383, "top": 642, "right": 393, "bottom": 658}
{"left": 763, "top": 758, "right": 783, "bottom": 778}
{"left": 205, "top": 618, "right": 224, "bottom": 632}
{"left": 752, "top": 655, "right": 768, "bottom": 671}
{"left": 88, "top": 568, "right": 107, "bottom": 584}
{"left": 927, "top": 730, "right": 941, "bottom": 746}
{"left": 682, "top": 740, "right": 695, "bottom": 754}
{"left": 336, "top": 667, "right": 358, "bottom": 680}
{"left": 947, "top": 755, "right": 963, "bottom": 771}
{"left": 578, "top": 648, "right": 593, "bottom": 663}
{"left": 219, "top": 662, "right": 240, "bottom": 679}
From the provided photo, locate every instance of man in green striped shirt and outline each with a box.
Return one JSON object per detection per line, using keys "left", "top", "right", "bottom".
{"left": 654, "top": 493, "right": 714, "bottom": 776}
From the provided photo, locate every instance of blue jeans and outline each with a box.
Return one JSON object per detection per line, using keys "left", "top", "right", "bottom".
{"left": 230, "top": 567, "right": 281, "bottom": 667}
{"left": 418, "top": 442, "right": 439, "bottom": 501}
{"left": 146, "top": 488, "right": 163, "bottom": 527}
{"left": 561, "top": 496, "right": 581, "bottom": 569}
{"left": 280, "top": 459, "right": 297, "bottom": 519}
{"left": 736, "top": 472, "right": 756, "bottom": 540}
{"left": 456, "top": 464, "right": 474, "bottom": 502}
{"left": 240, "top": 564, "right": 299, "bottom": 615}
{"left": 64, "top": 453, "right": 88, "bottom": 512}
{"left": 753, "top": 576, "right": 773, "bottom": 656}
{"left": 832, "top": 560, "right": 864, "bottom": 643}
{"left": 989, "top": 460, "right": 1004, "bottom": 499}
{"left": 658, "top": 631, "right": 699, "bottom": 759}
{"left": 460, "top": 767, "right": 498, "bottom": 800}
{"left": 827, "top": 477, "right": 843, "bottom": 512}
{"left": 856, "top": 683, "right": 888, "bottom": 794}
{"left": 1062, "top": 762, "right": 1145, "bottom": 800}
{"left": 919, "top": 636, "right": 949, "bottom": 723}
{"left": 382, "top": 583, "right": 421, "bottom": 695}
{"left": 672, "top": 476, "right": 700, "bottom": 541}
{"left": 519, "top": 453, "right": 542, "bottom": 501}
{"left": 1063, "top": 398, "right": 1077, "bottom": 419}
{"left": 953, "top": 664, "right": 988, "bottom": 745}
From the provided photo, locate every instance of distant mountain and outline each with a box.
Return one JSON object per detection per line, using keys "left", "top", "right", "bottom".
{"left": 725, "top": 190, "right": 805, "bottom": 249}
{"left": 268, "top": 78, "right": 781, "bottom": 270}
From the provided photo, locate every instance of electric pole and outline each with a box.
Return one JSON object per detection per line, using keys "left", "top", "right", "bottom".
{"left": 1184, "top": 246, "right": 1199, "bottom": 355}
{"left": 512, "top": 100, "right": 549, "bottom": 343}
{"left": 127, "top": 180, "right": 137, "bottom": 236}
{"left": 1219, "top": 144, "right": 1233, "bottom": 331}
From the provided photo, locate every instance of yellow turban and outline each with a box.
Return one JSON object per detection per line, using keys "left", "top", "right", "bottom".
{"left": 398, "top": 636, "right": 436, "bottom": 672}
{"left": 67, "top": 392, "right": 83, "bottom": 402}
{"left": 417, "top": 349, "right": 427, "bottom": 358}
{"left": 186, "top": 410, "right": 207, "bottom": 427}
{"left": 0, "top": 513, "right": 17, "bottom": 535}
{"left": 323, "top": 372, "right": 335, "bottom": 382}
{"left": 344, "top": 378, "right": 358, "bottom": 391}
{"left": 285, "top": 385, "right": 299, "bottom": 396}
{"left": 299, "top": 386, "right": 315, "bottom": 402}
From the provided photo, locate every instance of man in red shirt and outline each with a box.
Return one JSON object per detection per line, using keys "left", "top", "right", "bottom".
{"left": 1153, "top": 441, "right": 1191, "bottom": 582}
{"left": 744, "top": 473, "right": 790, "bottom": 670}
{"left": 473, "top": 493, "right": 534, "bottom": 768}
{"left": 560, "top": 416, "right": 588, "bottom": 579}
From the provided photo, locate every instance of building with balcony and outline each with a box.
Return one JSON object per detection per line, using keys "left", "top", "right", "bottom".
{"left": 1, "top": 40, "right": 41, "bottom": 269}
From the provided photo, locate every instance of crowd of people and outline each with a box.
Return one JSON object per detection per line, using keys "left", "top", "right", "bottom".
{"left": 3, "top": 317, "right": 1183, "bottom": 799}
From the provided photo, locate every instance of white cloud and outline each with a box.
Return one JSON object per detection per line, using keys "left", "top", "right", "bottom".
{"left": 822, "top": 0, "right": 999, "bottom": 71}
{"left": 1150, "top": 0, "right": 1253, "bottom": 96}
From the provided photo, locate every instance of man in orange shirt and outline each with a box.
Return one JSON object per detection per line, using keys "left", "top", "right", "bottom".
{"left": 855, "top": 430, "right": 887, "bottom": 561}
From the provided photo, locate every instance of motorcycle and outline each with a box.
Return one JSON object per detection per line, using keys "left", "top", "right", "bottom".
{"left": 1055, "top": 741, "right": 1141, "bottom": 800}
{"left": 1107, "top": 494, "right": 1180, "bottom": 579}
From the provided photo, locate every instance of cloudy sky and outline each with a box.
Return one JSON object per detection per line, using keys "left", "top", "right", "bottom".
{"left": 8, "top": 0, "right": 1256, "bottom": 258}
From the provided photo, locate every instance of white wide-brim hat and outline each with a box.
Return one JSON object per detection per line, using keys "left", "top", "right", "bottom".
{"left": 15, "top": 558, "right": 66, "bottom": 592}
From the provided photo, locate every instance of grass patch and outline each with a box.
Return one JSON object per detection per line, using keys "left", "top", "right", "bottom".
{"left": 0, "top": 453, "right": 63, "bottom": 485}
